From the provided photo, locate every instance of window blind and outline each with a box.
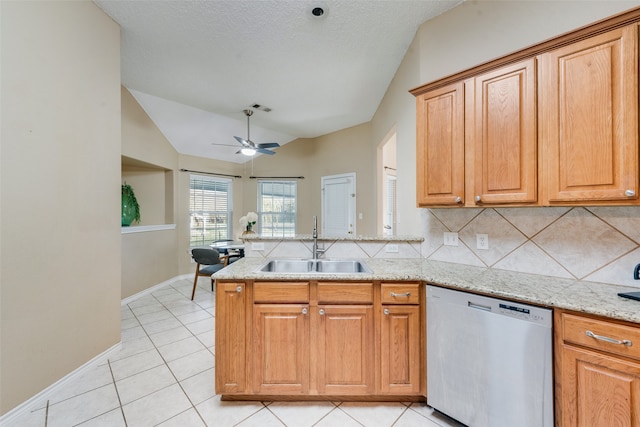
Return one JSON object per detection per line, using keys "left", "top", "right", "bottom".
{"left": 190, "top": 174, "right": 233, "bottom": 247}
{"left": 258, "top": 180, "right": 297, "bottom": 237}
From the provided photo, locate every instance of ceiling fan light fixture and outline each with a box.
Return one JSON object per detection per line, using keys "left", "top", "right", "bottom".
{"left": 241, "top": 147, "right": 257, "bottom": 156}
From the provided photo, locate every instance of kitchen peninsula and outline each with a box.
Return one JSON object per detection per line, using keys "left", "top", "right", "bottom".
{"left": 213, "top": 235, "right": 640, "bottom": 406}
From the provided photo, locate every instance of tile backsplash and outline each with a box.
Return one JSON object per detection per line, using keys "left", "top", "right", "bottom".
{"left": 244, "top": 206, "right": 640, "bottom": 289}
{"left": 424, "top": 206, "right": 640, "bottom": 289}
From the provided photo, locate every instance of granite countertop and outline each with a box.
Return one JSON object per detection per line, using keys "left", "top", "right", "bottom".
{"left": 214, "top": 257, "right": 640, "bottom": 325}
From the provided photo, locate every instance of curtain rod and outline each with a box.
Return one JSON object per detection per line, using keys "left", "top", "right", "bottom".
{"left": 180, "top": 168, "right": 241, "bottom": 179}
{"left": 249, "top": 176, "right": 305, "bottom": 179}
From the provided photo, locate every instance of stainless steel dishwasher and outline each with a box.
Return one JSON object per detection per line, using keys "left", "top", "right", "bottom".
{"left": 426, "top": 285, "right": 553, "bottom": 427}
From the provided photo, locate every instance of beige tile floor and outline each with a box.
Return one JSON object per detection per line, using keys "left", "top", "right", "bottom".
{"left": 6, "top": 278, "right": 464, "bottom": 427}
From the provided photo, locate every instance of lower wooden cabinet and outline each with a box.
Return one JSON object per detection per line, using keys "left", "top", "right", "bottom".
{"left": 214, "top": 282, "right": 247, "bottom": 394}
{"left": 215, "top": 279, "right": 425, "bottom": 399}
{"left": 252, "top": 304, "right": 310, "bottom": 394}
{"left": 555, "top": 309, "right": 640, "bottom": 426}
{"left": 316, "top": 305, "right": 374, "bottom": 394}
{"left": 380, "top": 305, "right": 421, "bottom": 394}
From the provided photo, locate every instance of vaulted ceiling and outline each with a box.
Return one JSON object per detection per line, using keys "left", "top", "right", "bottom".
{"left": 95, "top": 0, "right": 464, "bottom": 163}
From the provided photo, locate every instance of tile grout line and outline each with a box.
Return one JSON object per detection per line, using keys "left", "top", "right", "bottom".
{"left": 107, "top": 359, "right": 128, "bottom": 426}
{"left": 123, "top": 281, "right": 214, "bottom": 425}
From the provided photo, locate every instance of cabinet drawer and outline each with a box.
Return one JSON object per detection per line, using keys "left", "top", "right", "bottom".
{"left": 317, "top": 282, "right": 373, "bottom": 304}
{"left": 561, "top": 312, "right": 640, "bottom": 362}
{"left": 381, "top": 283, "right": 420, "bottom": 305}
{"left": 253, "top": 282, "right": 309, "bottom": 303}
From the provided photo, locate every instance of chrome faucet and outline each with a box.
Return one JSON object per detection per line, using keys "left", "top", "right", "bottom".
{"left": 312, "top": 215, "right": 325, "bottom": 259}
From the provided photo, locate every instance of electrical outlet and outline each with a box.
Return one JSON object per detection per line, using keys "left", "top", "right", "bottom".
{"left": 443, "top": 232, "right": 459, "bottom": 246}
{"left": 476, "top": 234, "right": 489, "bottom": 250}
{"left": 251, "top": 242, "right": 265, "bottom": 251}
{"left": 385, "top": 244, "right": 399, "bottom": 253}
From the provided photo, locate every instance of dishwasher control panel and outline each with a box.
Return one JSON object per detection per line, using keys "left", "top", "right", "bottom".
{"left": 498, "top": 303, "right": 547, "bottom": 323}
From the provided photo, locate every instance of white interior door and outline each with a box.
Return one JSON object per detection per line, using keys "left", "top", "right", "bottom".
{"left": 321, "top": 173, "right": 356, "bottom": 236}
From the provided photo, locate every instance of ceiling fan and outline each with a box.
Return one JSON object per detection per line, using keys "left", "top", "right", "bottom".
{"left": 212, "top": 109, "right": 280, "bottom": 156}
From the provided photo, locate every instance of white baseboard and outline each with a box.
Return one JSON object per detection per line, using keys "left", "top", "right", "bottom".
{"left": 0, "top": 342, "right": 122, "bottom": 426}
{"left": 120, "top": 274, "right": 192, "bottom": 306}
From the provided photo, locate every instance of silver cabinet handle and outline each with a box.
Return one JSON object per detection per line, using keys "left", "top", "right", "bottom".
{"left": 390, "top": 292, "right": 411, "bottom": 297}
{"left": 383, "top": 308, "right": 390, "bottom": 316}
{"left": 319, "top": 309, "right": 325, "bottom": 316}
{"left": 586, "top": 330, "right": 632, "bottom": 346}
{"left": 302, "top": 307, "right": 308, "bottom": 315}
{"left": 625, "top": 189, "right": 636, "bottom": 197}
{"left": 475, "top": 195, "right": 481, "bottom": 203}
{"left": 236, "top": 286, "right": 242, "bottom": 293}
{"left": 455, "top": 196, "right": 462, "bottom": 204}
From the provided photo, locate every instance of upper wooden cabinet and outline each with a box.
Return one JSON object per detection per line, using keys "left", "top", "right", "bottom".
{"left": 412, "top": 8, "right": 640, "bottom": 207}
{"left": 416, "top": 82, "right": 465, "bottom": 206}
{"left": 539, "top": 25, "right": 639, "bottom": 204}
{"left": 470, "top": 58, "right": 537, "bottom": 205}
{"left": 415, "top": 59, "right": 537, "bottom": 207}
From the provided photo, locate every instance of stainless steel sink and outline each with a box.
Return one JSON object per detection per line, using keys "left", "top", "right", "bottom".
{"left": 315, "top": 260, "right": 372, "bottom": 273}
{"left": 258, "top": 259, "right": 315, "bottom": 273}
{"left": 256, "top": 259, "right": 371, "bottom": 274}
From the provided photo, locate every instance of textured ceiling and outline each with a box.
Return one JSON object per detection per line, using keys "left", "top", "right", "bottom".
{"left": 95, "top": 0, "right": 463, "bottom": 163}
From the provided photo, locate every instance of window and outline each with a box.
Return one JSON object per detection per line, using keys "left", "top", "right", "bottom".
{"left": 189, "top": 175, "right": 233, "bottom": 247}
{"left": 258, "top": 180, "right": 297, "bottom": 237}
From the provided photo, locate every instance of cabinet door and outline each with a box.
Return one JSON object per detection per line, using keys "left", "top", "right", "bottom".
{"left": 558, "top": 345, "right": 640, "bottom": 427}
{"left": 416, "top": 82, "right": 465, "bottom": 206}
{"left": 473, "top": 59, "right": 537, "bottom": 204}
{"left": 252, "top": 304, "right": 310, "bottom": 394}
{"left": 539, "top": 25, "right": 639, "bottom": 203}
{"left": 215, "top": 282, "right": 247, "bottom": 394}
{"left": 380, "top": 305, "right": 420, "bottom": 394}
{"left": 315, "top": 305, "right": 374, "bottom": 394}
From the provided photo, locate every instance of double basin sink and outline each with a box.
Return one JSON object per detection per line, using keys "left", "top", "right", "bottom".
{"left": 256, "top": 259, "right": 372, "bottom": 274}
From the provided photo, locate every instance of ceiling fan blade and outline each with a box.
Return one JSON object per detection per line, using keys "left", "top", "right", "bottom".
{"left": 256, "top": 142, "right": 280, "bottom": 149}
{"left": 256, "top": 147, "right": 276, "bottom": 155}
{"left": 212, "top": 142, "right": 240, "bottom": 147}
{"left": 233, "top": 136, "right": 251, "bottom": 147}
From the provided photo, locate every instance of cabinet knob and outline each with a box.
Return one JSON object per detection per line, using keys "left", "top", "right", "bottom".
{"left": 625, "top": 189, "right": 636, "bottom": 197}
{"left": 236, "top": 286, "right": 242, "bottom": 293}
{"left": 455, "top": 196, "right": 462, "bottom": 204}
{"left": 475, "top": 195, "right": 481, "bottom": 203}
{"left": 383, "top": 308, "right": 390, "bottom": 316}
{"left": 319, "top": 309, "right": 325, "bottom": 316}
{"left": 302, "top": 307, "right": 308, "bottom": 315}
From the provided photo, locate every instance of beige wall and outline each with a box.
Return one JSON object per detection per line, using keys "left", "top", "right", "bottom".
{"left": 121, "top": 87, "right": 181, "bottom": 297}
{"left": 0, "top": 1, "right": 121, "bottom": 415}
{"left": 248, "top": 123, "right": 376, "bottom": 235}
{"left": 417, "top": 0, "right": 640, "bottom": 85}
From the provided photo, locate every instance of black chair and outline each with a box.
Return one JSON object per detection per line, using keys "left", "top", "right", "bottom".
{"left": 191, "top": 248, "right": 226, "bottom": 300}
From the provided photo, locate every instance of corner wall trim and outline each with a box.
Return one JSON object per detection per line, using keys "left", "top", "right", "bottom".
{"left": 121, "top": 224, "right": 176, "bottom": 234}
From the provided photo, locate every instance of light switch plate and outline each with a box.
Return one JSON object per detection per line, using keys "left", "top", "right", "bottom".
{"left": 385, "top": 244, "right": 399, "bottom": 253}
{"left": 443, "top": 232, "right": 458, "bottom": 246}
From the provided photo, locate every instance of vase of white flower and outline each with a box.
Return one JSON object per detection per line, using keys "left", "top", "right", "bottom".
{"left": 239, "top": 211, "right": 258, "bottom": 240}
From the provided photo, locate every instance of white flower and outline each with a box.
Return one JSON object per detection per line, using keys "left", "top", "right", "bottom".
{"left": 240, "top": 212, "right": 257, "bottom": 232}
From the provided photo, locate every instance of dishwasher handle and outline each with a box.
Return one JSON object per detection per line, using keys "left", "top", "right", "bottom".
{"left": 468, "top": 301, "right": 492, "bottom": 312}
